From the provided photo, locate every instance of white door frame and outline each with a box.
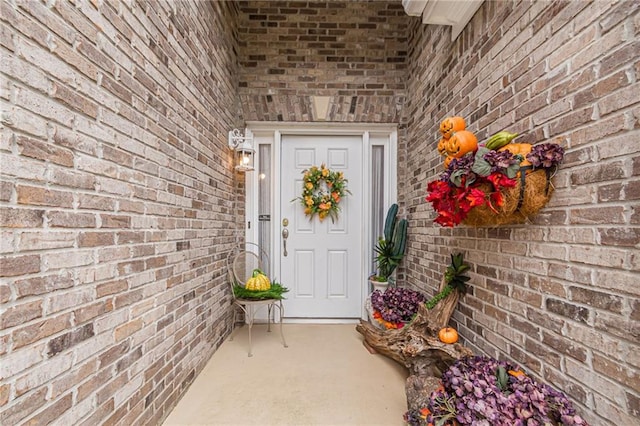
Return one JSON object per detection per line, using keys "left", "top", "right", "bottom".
{"left": 243, "top": 122, "right": 397, "bottom": 320}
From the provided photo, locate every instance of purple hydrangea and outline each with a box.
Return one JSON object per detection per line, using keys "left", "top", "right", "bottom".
{"left": 440, "top": 154, "right": 475, "bottom": 183}
{"left": 482, "top": 149, "right": 520, "bottom": 173}
{"left": 411, "top": 356, "right": 589, "bottom": 426}
{"left": 370, "top": 287, "right": 425, "bottom": 323}
{"left": 527, "top": 143, "right": 565, "bottom": 169}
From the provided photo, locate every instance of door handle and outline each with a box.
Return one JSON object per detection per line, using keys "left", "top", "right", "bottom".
{"left": 282, "top": 228, "right": 289, "bottom": 257}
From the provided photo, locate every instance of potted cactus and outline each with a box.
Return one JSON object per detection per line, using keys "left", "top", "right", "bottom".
{"left": 370, "top": 203, "right": 408, "bottom": 293}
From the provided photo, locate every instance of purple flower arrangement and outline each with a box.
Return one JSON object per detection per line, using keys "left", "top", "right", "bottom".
{"left": 405, "top": 355, "right": 588, "bottom": 426}
{"left": 370, "top": 287, "right": 425, "bottom": 323}
{"left": 527, "top": 143, "right": 565, "bottom": 169}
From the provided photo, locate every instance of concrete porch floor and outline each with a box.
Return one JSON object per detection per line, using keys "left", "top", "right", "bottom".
{"left": 163, "top": 324, "right": 408, "bottom": 425}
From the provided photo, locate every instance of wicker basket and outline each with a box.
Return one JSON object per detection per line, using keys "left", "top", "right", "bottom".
{"left": 463, "top": 167, "right": 554, "bottom": 227}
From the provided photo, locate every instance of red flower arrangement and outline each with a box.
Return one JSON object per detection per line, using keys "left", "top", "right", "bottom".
{"left": 427, "top": 172, "right": 517, "bottom": 227}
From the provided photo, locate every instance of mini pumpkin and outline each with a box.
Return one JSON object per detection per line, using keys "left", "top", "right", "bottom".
{"left": 438, "top": 327, "right": 459, "bottom": 344}
{"left": 444, "top": 130, "right": 478, "bottom": 158}
{"left": 439, "top": 116, "right": 466, "bottom": 139}
{"left": 245, "top": 269, "right": 271, "bottom": 291}
{"left": 437, "top": 138, "right": 448, "bottom": 156}
{"left": 499, "top": 143, "right": 532, "bottom": 167}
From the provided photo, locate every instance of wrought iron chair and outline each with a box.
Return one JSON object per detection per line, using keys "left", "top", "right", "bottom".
{"left": 227, "top": 242, "right": 287, "bottom": 357}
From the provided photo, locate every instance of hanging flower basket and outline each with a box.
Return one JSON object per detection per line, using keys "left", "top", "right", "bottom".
{"left": 426, "top": 118, "right": 564, "bottom": 227}
{"left": 461, "top": 166, "right": 556, "bottom": 227}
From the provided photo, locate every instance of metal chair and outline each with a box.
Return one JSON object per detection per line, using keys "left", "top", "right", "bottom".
{"left": 227, "top": 242, "right": 287, "bottom": 357}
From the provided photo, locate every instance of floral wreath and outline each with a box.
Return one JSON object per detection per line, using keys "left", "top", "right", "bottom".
{"left": 296, "top": 164, "right": 349, "bottom": 222}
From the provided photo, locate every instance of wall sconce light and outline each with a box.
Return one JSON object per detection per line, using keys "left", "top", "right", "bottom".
{"left": 228, "top": 128, "right": 255, "bottom": 172}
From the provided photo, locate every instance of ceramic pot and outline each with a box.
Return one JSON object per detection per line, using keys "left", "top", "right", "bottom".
{"left": 369, "top": 279, "right": 389, "bottom": 294}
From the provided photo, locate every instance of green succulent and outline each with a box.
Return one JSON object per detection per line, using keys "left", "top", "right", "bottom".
{"left": 425, "top": 253, "right": 470, "bottom": 310}
{"left": 444, "top": 253, "right": 471, "bottom": 292}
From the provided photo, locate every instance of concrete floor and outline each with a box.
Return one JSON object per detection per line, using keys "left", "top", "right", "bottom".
{"left": 163, "top": 324, "right": 408, "bottom": 426}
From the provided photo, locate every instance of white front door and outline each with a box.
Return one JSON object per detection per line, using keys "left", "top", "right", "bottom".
{"left": 280, "top": 135, "right": 363, "bottom": 318}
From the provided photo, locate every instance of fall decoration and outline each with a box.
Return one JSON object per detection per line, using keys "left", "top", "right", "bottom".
{"left": 296, "top": 164, "right": 349, "bottom": 222}
{"left": 425, "top": 253, "right": 470, "bottom": 309}
{"left": 438, "top": 327, "right": 459, "bottom": 344}
{"left": 245, "top": 269, "right": 271, "bottom": 291}
{"left": 370, "top": 287, "right": 426, "bottom": 329}
{"left": 232, "top": 281, "right": 288, "bottom": 300}
{"left": 439, "top": 116, "right": 467, "bottom": 139}
{"left": 444, "top": 130, "right": 478, "bottom": 158}
{"left": 427, "top": 125, "right": 564, "bottom": 227}
{"left": 405, "top": 356, "right": 589, "bottom": 426}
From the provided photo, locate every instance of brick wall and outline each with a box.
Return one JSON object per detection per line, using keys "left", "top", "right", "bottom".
{"left": 401, "top": 1, "right": 639, "bottom": 424}
{"left": 236, "top": 0, "right": 408, "bottom": 122}
{"left": 0, "top": 1, "right": 240, "bottom": 424}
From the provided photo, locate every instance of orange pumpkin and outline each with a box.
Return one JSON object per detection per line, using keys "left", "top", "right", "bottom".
{"left": 499, "top": 143, "right": 532, "bottom": 167}
{"left": 439, "top": 116, "right": 466, "bottom": 139}
{"left": 438, "top": 327, "right": 459, "bottom": 344}
{"left": 437, "top": 138, "right": 448, "bottom": 156}
{"left": 444, "top": 130, "right": 478, "bottom": 158}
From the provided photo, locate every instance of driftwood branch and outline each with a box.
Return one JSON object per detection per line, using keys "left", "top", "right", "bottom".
{"left": 356, "top": 278, "right": 472, "bottom": 376}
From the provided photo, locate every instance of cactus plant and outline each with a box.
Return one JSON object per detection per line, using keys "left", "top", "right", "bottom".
{"left": 372, "top": 204, "right": 408, "bottom": 282}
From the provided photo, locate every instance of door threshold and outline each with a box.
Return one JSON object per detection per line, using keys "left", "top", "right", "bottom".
{"left": 283, "top": 318, "right": 361, "bottom": 324}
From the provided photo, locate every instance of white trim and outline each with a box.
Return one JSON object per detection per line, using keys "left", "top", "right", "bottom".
{"left": 245, "top": 122, "right": 398, "bottom": 321}
{"left": 361, "top": 131, "right": 371, "bottom": 320}
{"left": 246, "top": 121, "right": 397, "bottom": 134}
{"left": 402, "top": 0, "right": 484, "bottom": 41}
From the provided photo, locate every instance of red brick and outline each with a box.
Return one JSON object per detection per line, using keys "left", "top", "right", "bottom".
{"left": 77, "top": 399, "right": 114, "bottom": 426}
{"left": 0, "top": 285, "right": 10, "bottom": 304}
{"left": 593, "top": 353, "right": 640, "bottom": 393}
{"left": 0, "top": 181, "right": 12, "bottom": 202}
{"left": 47, "top": 323, "right": 95, "bottom": 357}
{"left": 16, "top": 135, "right": 74, "bottom": 167}
{"left": 12, "top": 313, "right": 72, "bottom": 349}
{"left": 74, "top": 300, "right": 113, "bottom": 324}
{"left": 47, "top": 211, "right": 96, "bottom": 228}
{"left": 95, "top": 279, "right": 128, "bottom": 298}
{"left": 0, "top": 207, "right": 44, "bottom": 228}
{"left": 0, "top": 383, "right": 9, "bottom": 406}
{"left": 48, "top": 168, "right": 96, "bottom": 190}
{"left": 77, "top": 368, "right": 113, "bottom": 403}
{"left": 0, "top": 387, "right": 47, "bottom": 426}
{"left": 115, "top": 318, "right": 143, "bottom": 341}
{"left": 13, "top": 272, "right": 74, "bottom": 299}
{"left": 53, "top": 127, "right": 98, "bottom": 156}
{"left": 569, "top": 206, "right": 626, "bottom": 225}
{"left": 51, "top": 82, "right": 98, "bottom": 118}
{"left": 17, "top": 185, "right": 73, "bottom": 208}
{"left": 96, "top": 372, "right": 128, "bottom": 405}
{"left": 78, "top": 231, "right": 115, "bottom": 247}
{"left": 1, "top": 300, "right": 42, "bottom": 328}
{"left": 99, "top": 214, "right": 131, "bottom": 228}
{"left": 21, "top": 392, "right": 73, "bottom": 425}
{"left": 77, "top": 194, "right": 116, "bottom": 211}
{"left": 0, "top": 254, "right": 41, "bottom": 277}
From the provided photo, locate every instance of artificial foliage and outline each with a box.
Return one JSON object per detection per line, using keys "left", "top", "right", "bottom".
{"left": 370, "top": 287, "right": 425, "bottom": 325}
{"left": 427, "top": 123, "right": 565, "bottom": 227}
{"left": 295, "top": 164, "right": 349, "bottom": 222}
{"left": 425, "top": 253, "right": 470, "bottom": 310}
{"left": 232, "top": 282, "right": 288, "bottom": 300}
{"left": 404, "top": 356, "right": 588, "bottom": 426}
